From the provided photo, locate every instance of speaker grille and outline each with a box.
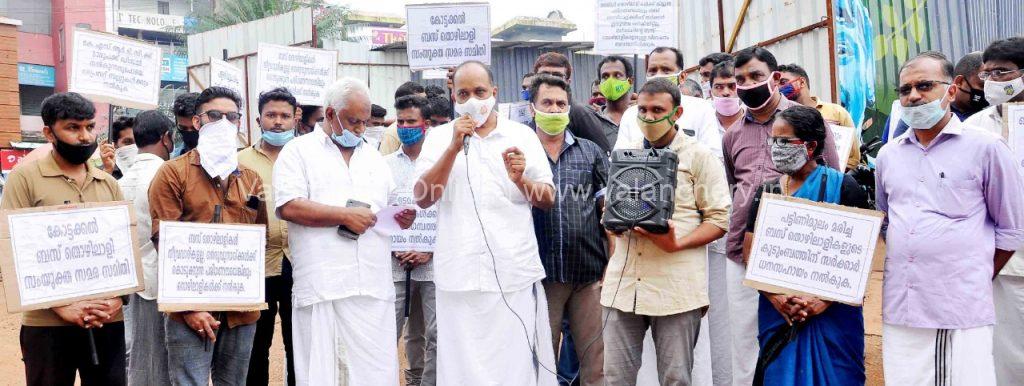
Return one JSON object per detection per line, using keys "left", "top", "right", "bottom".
{"left": 611, "top": 166, "right": 658, "bottom": 221}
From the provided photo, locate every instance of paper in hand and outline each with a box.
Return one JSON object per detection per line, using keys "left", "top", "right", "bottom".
{"left": 375, "top": 205, "right": 417, "bottom": 234}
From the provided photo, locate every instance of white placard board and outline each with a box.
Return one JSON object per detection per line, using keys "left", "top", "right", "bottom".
{"left": 421, "top": 68, "right": 449, "bottom": 80}
{"left": 209, "top": 58, "right": 248, "bottom": 144}
{"left": 509, "top": 102, "right": 533, "bottom": 126}
{"left": 1002, "top": 103, "right": 1024, "bottom": 173}
{"left": 405, "top": 3, "right": 491, "bottom": 70}
{"left": 828, "top": 124, "right": 856, "bottom": 172}
{"left": 256, "top": 43, "right": 338, "bottom": 106}
{"left": 157, "top": 221, "right": 267, "bottom": 312}
{"left": 389, "top": 191, "right": 437, "bottom": 252}
{"left": 0, "top": 202, "right": 143, "bottom": 313}
{"left": 69, "top": 29, "right": 161, "bottom": 109}
{"left": 594, "top": 0, "right": 679, "bottom": 55}
{"left": 744, "top": 194, "right": 884, "bottom": 305}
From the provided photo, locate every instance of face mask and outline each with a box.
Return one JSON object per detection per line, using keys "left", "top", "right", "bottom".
{"left": 520, "top": 89, "right": 531, "bottom": 101}
{"left": 984, "top": 76, "right": 1024, "bottom": 106}
{"left": 114, "top": 144, "right": 138, "bottom": 172}
{"left": 589, "top": 96, "right": 606, "bottom": 107}
{"left": 649, "top": 72, "right": 682, "bottom": 86}
{"left": 701, "top": 81, "right": 712, "bottom": 98}
{"left": 196, "top": 118, "right": 239, "bottom": 179}
{"left": 780, "top": 83, "right": 800, "bottom": 100}
{"left": 330, "top": 116, "right": 363, "bottom": 148}
{"left": 958, "top": 85, "right": 989, "bottom": 114}
{"left": 902, "top": 92, "right": 949, "bottom": 129}
{"left": 53, "top": 137, "right": 99, "bottom": 165}
{"left": 712, "top": 96, "right": 742, "bottom": 116}
{"left": 261, "top": 129, "right": 294, "bottom": 147}
{"left": 770, "top": 141, "right": 809, "bottom": 175}
{"left": 454, "top": 95, "right": 496, "bottom": 127}
{"left": 599, "top": 77, "right": 631, "bottom": 101}
{"left": 533, "top": 106, "right": 571, "bottom": 135}
{"left": 637, "top": 107, "right": 678, "bottom": 142}
{"left": 736, "top": 75, "right": 776, "bottom": 110}
{"left": 397, "top": 125, "right": 426, "bottom": 145}
{"left": 363, "top": 125, "right": 386, "bottom": 143}
{"left": 180, "top": 129, "right": 199, "bottom": 152}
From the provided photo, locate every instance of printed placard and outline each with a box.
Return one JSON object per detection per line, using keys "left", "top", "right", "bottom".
{"left": 0, "top": 202, "right": 143, "bottom": 313}
{"left": 209, "top": 58, "right": 248, "bottom": 143}
{"left": 69, "top": 29, "right": 161, "bottom": 109}
{"left": 744, "top": 194, "right": 884, "bottom": 305}
{"left": 389, "top": 190, "right": 437, "bottom": 252}
{"left": 595, "top": 0, "right": 679, "bottom": 55}
{"left": 157, "top": 221, "right": 266, "bottom": 312}
{"left": 256, "top": 43, "right": 338, "bottom": 106}
{"left": 405, "top": 3, "right": 491, "bottom": 70}
{"left": 829, "top": 124, "right": 856, "bottom": 171}
{"left": 1002, "top": 103, "right": 1024, "bottom": 172}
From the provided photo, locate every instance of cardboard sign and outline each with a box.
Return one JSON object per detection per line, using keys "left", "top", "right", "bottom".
{"left": 157, "top": 221, "right": 267, "bottom": 312}
{"left": 69, "top": 29, "right": 161, "bottom": 109}
{"left": 405, "top": 3, "right": 491, "bottom": 70}
{"left": 744, "top": 194, "right": 884, "bottom": 305}
{"left": 828, "top": 124, "right": 856, "bottom": 171}
{"left": 0, "top": 202, "right": 143, "bottom": 313}
{"left": 256, "top": 43, "right": 338, "bottom": 106}
{"left": 595, "top": 0, "right": 679, "bottom": 55}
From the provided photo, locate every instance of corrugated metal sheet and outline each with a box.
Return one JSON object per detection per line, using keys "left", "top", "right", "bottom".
{"left": 927, "top": 0, "right": 1024, "bottom": 62}
{"left": 326, "top": 41, "right": 412, "bottom": 116}
{"left": 186, "top": 8, "right": 313, "bottom": 65}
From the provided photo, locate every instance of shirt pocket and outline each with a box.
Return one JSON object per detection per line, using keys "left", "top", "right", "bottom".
{"left": 559, "top": 161, "right": 596, "bottom": 200}
{"left": 937, "top": 175, "right": 981, "bottom": 219}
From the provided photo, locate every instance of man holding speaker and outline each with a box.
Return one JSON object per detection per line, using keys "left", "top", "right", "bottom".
{"left": 415, "top": 60, "right": 558, "bottom": 385}
{"left": 601, "top": 79, "right": 732, "bottom": 385}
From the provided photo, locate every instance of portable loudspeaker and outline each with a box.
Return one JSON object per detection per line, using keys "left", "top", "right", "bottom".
{"left": 602, "top": 148, "right": 678, "bottom": 234}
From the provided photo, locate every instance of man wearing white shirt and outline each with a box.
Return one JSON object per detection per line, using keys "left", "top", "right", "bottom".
{"left": 119, "top": 110, "right": 176, "bottom": 386}
{"left": 414, "top": 61, "right": 558, "bottom": 385}
{"left": 274, "top": 77, "right": 416, "bottom": 386}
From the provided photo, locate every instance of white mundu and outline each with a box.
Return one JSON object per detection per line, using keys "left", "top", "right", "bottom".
{"left": 415, "top": 117, "right": 558, "bottom": 386}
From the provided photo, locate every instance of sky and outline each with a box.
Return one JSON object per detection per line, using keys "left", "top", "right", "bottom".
{"left": 334, "top": 0, "right": 596, "bottom": 40}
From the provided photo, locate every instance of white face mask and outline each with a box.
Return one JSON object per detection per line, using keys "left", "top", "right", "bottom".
{"left": 984, "top": 76, "right": 1024, "bottom": 106}
{"left": 363, "top": 125, "right": 386, "bottom": 142}
{"left": 454, "top": 95, "right": 496, "bottom": 127}
{"left": 902, "top": 90, "right": 950, "bottom": 129}
{"left": 114, "top": 144, "right": 137, "bottom": 172}
{"left": 196, "top": 118, "right": 239, "bottom": 179}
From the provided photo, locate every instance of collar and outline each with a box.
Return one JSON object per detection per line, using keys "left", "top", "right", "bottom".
{"left": 898, "top": 115, "right": 964, "bottom": 145}
{"left": 185, "top": 148, "right": 202, "bottom": 166}
{"left": 744, "top": 94, "right": 791, "bottom": 124}
{"left": 39, "top": 150, "right": 110, "bottom": 181}
{"left": 133, "top": 152, "right": 165, "bottom": 163}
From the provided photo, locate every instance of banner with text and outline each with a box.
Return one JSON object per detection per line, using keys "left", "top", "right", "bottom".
{"left": 0, "top": 202, "right": 143, "bottom": 313}
{"left": 157, "top": 221, "right": 266, "bottom": 312}
{"left": 744, "top": 194, "right": 883, "bottom": 305}
{"left": 595, "top": 0, "right": 678, "bottom": 55}
{"left": 406, "top": 3, "right": 490, "bottom": 70}
{"left": 256, "top": 43, "right": 338, "bottom": 106}
{"left": 70, "top": 29, "right": 161, "bottom": 109}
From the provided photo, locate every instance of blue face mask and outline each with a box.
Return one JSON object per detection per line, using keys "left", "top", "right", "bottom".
{"left": 520, "top": 89, "right": 531, "bottom": 101}
{"left": 261, "top": 129, "right": 295, "bottom": 146}
{"left": 330, "top": 115, "right": 363, "bottom": 148}
{"left": 397, "top": 125, "right": 426, "bottom": 145}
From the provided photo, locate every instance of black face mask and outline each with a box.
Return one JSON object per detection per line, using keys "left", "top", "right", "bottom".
{"left": 53, "top": 138, "right": 98, "bottom": 165}
{"left": 180, "top": 130, "right": 199, "bottom": 152}
{"left": 737, "top": 81, "right": 774, "bottom": 110}
{"left": 960, "top": 86, "right": 989, "bottom": 114}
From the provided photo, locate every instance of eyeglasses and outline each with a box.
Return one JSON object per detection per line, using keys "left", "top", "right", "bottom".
{"left": 978, "top": 69, "right": 1024, "bottom": 81}
{"left": 200, "top": 110, "right": 242, "bottom": 122}
{"left": 537, "top": 71, "right": 567, "bottom": 79}
{"left": 766, "top": 137, "right": 806, "bottom": 146}
{"left": 895, "top": 80, "right": 950, "bottom": 96}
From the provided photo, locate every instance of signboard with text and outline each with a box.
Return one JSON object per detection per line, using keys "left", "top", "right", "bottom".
{"left": 17, "top": 63, "right": 55, "bottom": 87}
{"left": 69, "top": 29, "right": 161, "bottom": 109}
{"left": 594, "top": 0, "right": 679, "bottom": 55}
{"left": 256, "top": 43, "right": 338, "bottom": 106}
{"left": 829, "top": 124, "right": 856, "bottom": 172}
{"left": 1002, "top": 103, "right": 1024, "bottom": 174}
{"left": 405, "top": 3, "right": 490, "bottom": 70}
{"left": 372, "top": 28, "right": 408, "bottom": 48}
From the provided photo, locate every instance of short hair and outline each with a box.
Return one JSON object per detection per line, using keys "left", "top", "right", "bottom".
{"left": 639, "top": 78, "right": 681, "bottom": 107}
{"left": 522, "top": 72, "right": 535, "bottom": 80}
{"left": 954, "top": 51, "right": 984, "bottom": 77}
{"left": 324, "top": 77, "right": 371, "bottom": 112}
{"left": 598, "top": 55, "right": 634, "bottom": 79}
{"left": 395, "top": 81, "right": 425, "bottom": 99}
{"left": 427, "top": 96, "right": 451, "bottom": 118}
{"left": 195, "top": 86, "right": 242, "bottom": 114}
{"left": 899, "top": 51, "right": 954, "bottom": 81}
{"left": 699, "top": 52, "right": 733, "bottom": 67}
{"left": 983, "top": 37, "right": 1024, "bottom": 70}
{"left": 778, "top": 105, "right": 828, "bottom": 158}
{"left": 649, "top": 47, "right": 685, "bottom": 71}
{"left": 528, "top": 74, "right": 571, "bottom": 104}
{"left": 132, "top": 110, "right": 174, "bottom": 148}
{"left": 394, "top": 95, "right": 431, "bottom": 120}
{"left": 778, "top": 63, "right": 811, "bottom": 87}
{"left": 41, "top": 92, "right": 95, "bottom": 127}
{"left": 734, "top": 47, "right": 778, "bottom": 71}
{"left": 681, "top": 79, "right": 703, "bottom": 97}
{"left": 425, "top": 85, "right": 447, "bottom": 99}
{"left": 453, "top": 60, "right": 495, "bottom": 85}
{"left": 111, "top": 116, "right": 134, "bottom": 143}
{"left": 533, "top": 52, "right": 572, "bottom": 79}
{"left": 710, "top": 60, "right": 736, "bottom": 81}
{"left": 257, "top": 87, "right": 297, "bottom": 114}
{"left": 172, "top": 92, "right": 199, "bottom": 118}
{"left": 299, "top": 105, "right": 322, "bottom": 124}
{"left": 371, "top": 104, "right": 387, "bottom": 118}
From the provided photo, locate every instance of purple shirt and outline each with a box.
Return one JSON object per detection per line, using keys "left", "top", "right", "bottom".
{"left": 875, "top": 118, "right": 1024, "bottom": 329}
{"left": 722, "top": 97, "right": 841, "bottom": 262}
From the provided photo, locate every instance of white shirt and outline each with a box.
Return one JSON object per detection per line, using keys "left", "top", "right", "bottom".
{"left": 274, "top": 125, "right": 396, "bottom": 307}
{"left": 117, "top": 153, "right": 165, "bottom": 300}
{"left": 964, "top": 105, "right": 1024, "bottom": 277}
{"left": 414, "top": 116, "right": 554, "bottom": 293}
{"left": 386, "top": 149, "right": 435, "bottom": 282}
{"left": 614, "top": 95, "right": 722, "bottom": 158}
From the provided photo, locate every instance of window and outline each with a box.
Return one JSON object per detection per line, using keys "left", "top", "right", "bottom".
{"left": 158, "top": 1, "right": 169, "bottom": 15}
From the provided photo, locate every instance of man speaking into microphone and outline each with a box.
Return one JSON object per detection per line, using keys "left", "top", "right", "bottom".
{"left": 415, "top": 60, "right": 557, "bottom": 385}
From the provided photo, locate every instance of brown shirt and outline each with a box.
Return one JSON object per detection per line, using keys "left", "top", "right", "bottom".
{"left": 237, "top": 144, "right": 289, "bottom": 276}
{"left": 0, "top": 152, "right": 126, "bottom": 327}
{"left": 148, "top": 149, "right": 267, "bottom": 327}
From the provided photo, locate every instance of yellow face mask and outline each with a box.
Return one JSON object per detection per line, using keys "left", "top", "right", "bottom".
{"left": 636, "top": 107, "right": 679, "bottom": 143}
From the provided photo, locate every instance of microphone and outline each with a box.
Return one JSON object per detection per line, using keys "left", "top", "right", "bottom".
{"left": 463, "top": 134, "right": 470, "bottom": 155}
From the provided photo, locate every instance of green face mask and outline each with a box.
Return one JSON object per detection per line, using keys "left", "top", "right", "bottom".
{"left": 599, "top": 77, "right": 631, "bottom": 101}
{"left": 649, "top": 72, "right": 682, "bottom": 85}
{"left": 637, "top": 106, "right": 679, "bottom": 142}
{"left": 533, "top": 106, "right": 571, "bottom": 135}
